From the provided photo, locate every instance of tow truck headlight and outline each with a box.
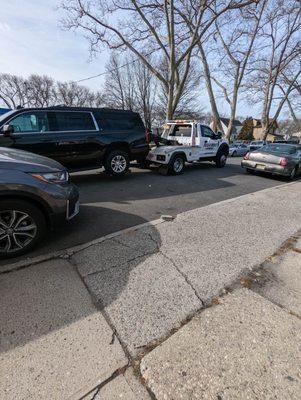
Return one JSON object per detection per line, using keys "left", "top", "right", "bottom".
{"left": 157, "top": 155, "right": 166, "bottom": 161}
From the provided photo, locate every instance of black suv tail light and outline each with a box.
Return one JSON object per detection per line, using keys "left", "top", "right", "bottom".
{"left": 145, "top": 129, "right": 151, "bottom": 143}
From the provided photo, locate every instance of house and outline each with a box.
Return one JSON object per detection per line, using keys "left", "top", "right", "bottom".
{"left": 252, "top": 118, "right": 279, "bottom": 141}
{"left": 291, "top": 131, "right": 301, "bottom": 143}
{"left": 210, "top": 117, "right": 243, "bottom": 140}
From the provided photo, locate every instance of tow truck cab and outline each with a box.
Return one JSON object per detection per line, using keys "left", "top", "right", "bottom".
{"left": 147, "top": 120, "right": 229, "bottom": 174}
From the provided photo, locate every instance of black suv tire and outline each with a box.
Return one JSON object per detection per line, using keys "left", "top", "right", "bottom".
{"left": 0, "top": 199, "right": 46, "bottom": 259}
{"left": 104, "top": 150, "right": 130, "bottom": 176}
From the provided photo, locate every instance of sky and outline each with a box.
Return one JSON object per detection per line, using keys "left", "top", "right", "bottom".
{"left": 0, "top": 0, "right": 292, "bottom": 120}
{"left": 0, "top": 0, "right": 107, "bottom": 90}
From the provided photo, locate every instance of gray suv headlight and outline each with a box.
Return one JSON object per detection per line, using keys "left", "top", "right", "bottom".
{"left": 31, "top": 170, "right": 69, "bottom": 183}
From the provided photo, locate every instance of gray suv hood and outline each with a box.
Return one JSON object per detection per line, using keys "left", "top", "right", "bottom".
{"left": 0, "top": 147, "right": 65, "bottom": 173}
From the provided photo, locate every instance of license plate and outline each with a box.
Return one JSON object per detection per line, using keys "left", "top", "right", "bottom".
{"left": 256, "top": 164, "right": 266, "bottom": 170}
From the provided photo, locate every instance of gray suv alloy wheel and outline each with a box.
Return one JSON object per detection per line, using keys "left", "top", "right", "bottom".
{"left": 0, "top": 200, "right": 46, "bottom": 258}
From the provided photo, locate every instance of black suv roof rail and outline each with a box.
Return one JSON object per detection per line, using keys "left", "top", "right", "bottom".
{"left": 41, "top": 105, "right": 137, "bottom": 113}
{"left": 48, "top": 104, "right": 67, "bottom": 108}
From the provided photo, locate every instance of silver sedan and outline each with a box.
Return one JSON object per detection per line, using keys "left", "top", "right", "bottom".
{"left": 241, "top": 143, "right": 301, "bottom": 180}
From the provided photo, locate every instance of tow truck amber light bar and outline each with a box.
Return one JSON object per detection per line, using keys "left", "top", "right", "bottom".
{"left": 165, "top": 120, "right": 196, "bottom": 124}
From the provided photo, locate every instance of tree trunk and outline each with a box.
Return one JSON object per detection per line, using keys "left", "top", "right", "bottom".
{"left": 226, "top": 89, "right": 238, "bottom": 141}
{"left": 261, "top": 119, "right": 270, "bottom": 140}
{"left": 166, "top": 81, "right": 175, "bottom": 120}
{"left": 199, "top": 44, "right": 222, "bottom": 132}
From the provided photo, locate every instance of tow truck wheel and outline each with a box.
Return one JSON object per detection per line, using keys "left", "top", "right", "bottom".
{"left": 168, "top": 154, "right": 185, "bottom": 175}
{"left": 215, "top": 151, "right": 227, "bottom": 168}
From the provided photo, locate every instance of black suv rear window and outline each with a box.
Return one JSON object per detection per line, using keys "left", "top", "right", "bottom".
{"left": 94, "top": 112, "right": 144, "bottom": 131}
{"left": 54, "top": 112, "right": 95, "bottom": 131}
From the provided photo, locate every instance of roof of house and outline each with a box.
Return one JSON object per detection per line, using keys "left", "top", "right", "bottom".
{"left": 220, "top": 117, "right": 243, "bottom": 127}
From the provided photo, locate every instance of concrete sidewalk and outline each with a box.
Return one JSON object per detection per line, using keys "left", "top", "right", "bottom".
{"left": 0, "top": 182, "right": 300, "bottom": 399}
{"left": 73, "top": 181, "right": 301, "bottom": 356}
{"left": 141, "top": 242, "right": 301, "bottom": 399}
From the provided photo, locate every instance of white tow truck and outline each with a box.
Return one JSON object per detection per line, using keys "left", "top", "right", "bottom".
{"left": 147, "top": 120, "right": 229, "bottom": 175}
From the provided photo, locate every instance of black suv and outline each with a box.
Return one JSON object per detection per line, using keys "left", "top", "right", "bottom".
{"left": 0, "top": 107, "right": 149, "bottom": 176}
{"left": 0, "top": 147, "right": 79, "bottom": 258}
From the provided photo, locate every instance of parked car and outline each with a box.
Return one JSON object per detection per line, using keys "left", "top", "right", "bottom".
{"left": 249, "top": 140, "right": 268, "bottom": 151}
{"left": 229, "top": 143, "right": 249, "bottom": 157}
{"left": 241, "top": 143, "right": 301, "bottom": 180}
{"left": 0, "top": 107, "right": 149, "bottom": 176}
{"left": 0, "top": 147, "right": 79, "bottom": 258}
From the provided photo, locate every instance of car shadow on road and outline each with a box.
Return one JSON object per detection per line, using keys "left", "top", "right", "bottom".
{"left": 70, "top": 162, "right": 239, "bottom": 204}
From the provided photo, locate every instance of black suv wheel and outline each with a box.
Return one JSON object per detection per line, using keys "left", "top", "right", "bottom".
{"left": 0, "top": 200, "right": 46, "bottom": 258}
{"left": 104, "top": 150, "right": 130, "bottom": 176}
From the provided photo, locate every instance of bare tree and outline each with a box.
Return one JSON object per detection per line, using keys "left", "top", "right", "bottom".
{"left": 0, "top": 74, "right": 28, "bottom": 108}
{"left": 277, "top": 118, "right": 301, "bottom": 136}
{"left": 132, "top": 58, "right": 158, "bottom": 129}
{"left": 104, "top": 53, "right": 157, "bottom": 128}
{"left": 104, "top": 54, "right": 136, "bottom": 111}
{"left": 175, "top": 0, "right": 258, "bottom": 132}
{"left": 61, "top": 0, "right": 256, "bottom": 120}
{"left": 208, "top": 0, "right": 267, "bottom": 140}
{"left": 26, "top": 75, "right": 56, "bottom": 107}
{"left": 55, "top": 81, "right": 102, "bottom": 107}
{"left": 246, "top": 0, "right": 301, "bottom": 139}
{"left": 0, "top": 73, "right": 104, "bottom": 109}
{"left": 155, "top": 57, "right": 203, "bottom": 123}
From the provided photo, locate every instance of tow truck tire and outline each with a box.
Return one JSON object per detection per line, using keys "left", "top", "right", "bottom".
{"left": 215, "top": 149, "right": 228, "bottom": 168}
{"left": 168, "top": 154, "right": 185, "bottom": 175}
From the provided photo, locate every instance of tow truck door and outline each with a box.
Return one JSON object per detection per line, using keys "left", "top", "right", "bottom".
{"left": 188, "top": 124, "right": 204, "bottom": 160}
{"left": 200, "top": 125, "right": 220, "bottom": 157}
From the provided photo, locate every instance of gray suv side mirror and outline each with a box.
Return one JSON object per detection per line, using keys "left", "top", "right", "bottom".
{"left": 2, "top": 124, "right": 14, "bottom": 137}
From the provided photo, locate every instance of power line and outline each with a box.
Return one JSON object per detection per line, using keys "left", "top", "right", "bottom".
{"left": 74, "top": 50, "right": 155, "bottom": 84}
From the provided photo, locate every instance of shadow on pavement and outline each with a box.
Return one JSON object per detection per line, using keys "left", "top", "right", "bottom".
{"left": 0, "top": 209, "right": 161, "bottom": 354}
{"left": 71, "top": 162, "right": 238, "bottom": 204}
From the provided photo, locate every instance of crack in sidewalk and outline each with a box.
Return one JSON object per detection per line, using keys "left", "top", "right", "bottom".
{"left": 147, "top": 231, "right": 204, "bottom": 307}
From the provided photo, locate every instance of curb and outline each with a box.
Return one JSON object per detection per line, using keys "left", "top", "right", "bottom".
{"left": 0, "top": 218, "right": 165, "bottom": 274}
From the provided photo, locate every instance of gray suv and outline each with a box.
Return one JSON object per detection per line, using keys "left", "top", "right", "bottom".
{"left": 0, "top": 147, "right": 79, "bottom": 258}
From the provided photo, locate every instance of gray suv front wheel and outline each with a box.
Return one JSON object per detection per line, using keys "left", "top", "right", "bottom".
{"left": 0, "top": 200, "right": 46, "bottom": 258}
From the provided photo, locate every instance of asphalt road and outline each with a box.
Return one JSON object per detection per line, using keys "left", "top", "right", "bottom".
{"left": 2, "top": 157, "right": 291, "bottom": 265}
